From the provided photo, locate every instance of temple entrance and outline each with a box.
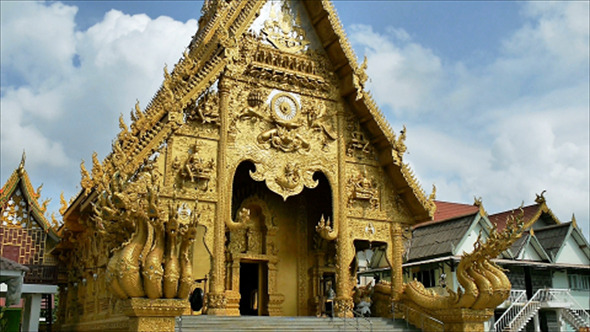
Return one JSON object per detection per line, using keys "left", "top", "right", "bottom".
{"left": 228, "top": 161, "right": 334, "bottom": 316}
{"left": 239, "top": 262, "right": 269, "bottom": 316}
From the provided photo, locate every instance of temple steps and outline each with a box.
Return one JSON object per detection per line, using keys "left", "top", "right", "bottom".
{"left": 175, "top": 315, "right": 421, "bottom": 331}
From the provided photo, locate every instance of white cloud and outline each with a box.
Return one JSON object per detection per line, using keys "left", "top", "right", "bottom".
{"left": 1, "top": 1, "right": 198, "bottom": 219}
{"left": 348, "top": 2, "right": 589, "bottom": 238}
{"left": 1, "top": 1, "right": 77, "bottom": 90}
{"left": 348, "top": 24, "right": 443, "bottom": 115}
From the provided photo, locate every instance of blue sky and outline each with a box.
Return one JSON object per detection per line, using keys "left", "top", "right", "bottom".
{"left": 1, "top": 1, "right": 589, "bottom": 239}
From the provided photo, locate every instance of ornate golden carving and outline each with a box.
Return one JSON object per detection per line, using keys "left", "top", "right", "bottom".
{"left": 352, "top": 56, "right": 368, "bottom": 101}
{"left": 187, "top": 89, "right": 220, "bottom": 125}
{"left": 90, "top": 157, "right": 199, "bottom": 301}
{"left": 262, "top": 1, "right": 309, "bottom": 54}
{"left": 55, "top": 1, "right": 484, "bottom": 329}
{"left": 347, "top": 130, "right": 373, "bottom": 158}
{"left": 347, "top": 170, "right": 380, "bottom": 210}
{"left": 402, "top": 208, "right": 526, "bottom": 311}
{"left": 178, "top": 143, "right": 214, "bottom": 189}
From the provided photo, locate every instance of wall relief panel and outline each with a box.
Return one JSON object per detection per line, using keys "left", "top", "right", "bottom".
{"left": 227, "top": 84, "right": 338, "bottom": 200}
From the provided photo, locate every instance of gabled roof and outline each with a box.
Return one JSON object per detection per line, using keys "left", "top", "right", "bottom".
{"left": 508, "top": 231, "right": 551, "bottom": 262}
{"left": 432, "top": 200, "right": 480, "bottom": 223}
{"left": 407, "top": 213, "right": 477, "bottom": 262}
{"left": 0, "top": 153, "right": 59, "bottom": 239}
{"left": 67, "top": 0, "right": 435, "bottom": 223}
{"left": 534, "top": 223, "right": 571, "bottom": 259}
{"left": 488, "top": 193, "right": 560, "bottom": 231}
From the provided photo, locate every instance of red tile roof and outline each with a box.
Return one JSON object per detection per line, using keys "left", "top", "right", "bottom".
{"left": 414, "top": 200, "right": 479, "bottom": 228}
{"left": 433, "top": 200, "right": 479, "bottom": 222}
{"left": 489, "top": 204, "right": 541, "bottom": 231}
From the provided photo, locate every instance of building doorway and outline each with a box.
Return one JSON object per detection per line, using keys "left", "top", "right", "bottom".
{"left": 239, "top": 262, "right": 268, "bottom": 316}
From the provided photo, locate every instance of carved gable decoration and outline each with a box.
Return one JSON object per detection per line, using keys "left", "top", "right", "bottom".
{"left": 258, "top": 0, "right": 311, "bottom": 54}
{"left": 233, "top": 87, "right": 337, "bottom": 200}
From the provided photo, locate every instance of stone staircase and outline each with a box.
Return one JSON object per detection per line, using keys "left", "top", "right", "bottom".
{"left": 175, "top": 315, "right": 422, "bottom": 331}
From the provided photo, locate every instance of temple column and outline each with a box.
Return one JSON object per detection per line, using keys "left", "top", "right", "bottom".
{"left": 22, "top": 293, "right": 42, "bottom": 332}
{"left": 391, "top": 223, "right": 403, "bottom": 301}
{"left": 208, "top": 75, "right": 230, "bottom": 315}
{"left": 334, "top": 109, "right": 353, "bottom": 317}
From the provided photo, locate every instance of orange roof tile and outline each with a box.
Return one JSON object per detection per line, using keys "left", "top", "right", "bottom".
{"left": 414, "top": 200, "right": 479, "bottom": 228}
{"left": 489, "top": 204, "right": 541, "bottom": 231}
{"left": 433, "top": 200, "right": 479, "bottom": 222}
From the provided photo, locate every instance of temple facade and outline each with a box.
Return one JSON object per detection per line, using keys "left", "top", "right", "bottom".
{"left": 51, "top": 1, "right": 524, "bottom": 331}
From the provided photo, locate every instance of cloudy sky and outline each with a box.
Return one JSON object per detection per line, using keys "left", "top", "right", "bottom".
{"left": 1, "top": 1, "right": 588, "bottom": 239}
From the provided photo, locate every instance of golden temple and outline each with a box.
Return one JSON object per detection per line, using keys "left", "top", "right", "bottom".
{"left": 51, "top": 1, "right": 525, "bottom": 331}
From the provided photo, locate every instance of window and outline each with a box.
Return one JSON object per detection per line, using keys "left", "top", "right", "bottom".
{"left": 568, "top": 273, "right": 590, "bottom": 290}
{"left": 413, "top": 269, "right": 436, "bottom": 288}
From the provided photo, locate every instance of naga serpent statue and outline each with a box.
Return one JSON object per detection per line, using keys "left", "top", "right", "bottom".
{"left": 92, "top": 160, "right": 199, "bottom": 300}
{"left": 177, "top": 217, "right": 198, "bottom": 299}
{"left": 402, "top": 209, "right": 525, "bottom": 311}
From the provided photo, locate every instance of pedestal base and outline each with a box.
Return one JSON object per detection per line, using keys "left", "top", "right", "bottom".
{"left": 123, "top": 298, "right": 189, "bottom": 332}
{"left": 432, "top": 307, "right": 494, "bottom": 332}
{"left": 206, "top": 292, "right": 228, "bottom": 316}
{"left": 333, "top": 297, "right": 354, "bottom": 318}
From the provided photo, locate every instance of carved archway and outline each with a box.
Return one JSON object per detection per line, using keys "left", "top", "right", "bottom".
{"left": 225, "top": 161, "right": 284, "bottom": 316}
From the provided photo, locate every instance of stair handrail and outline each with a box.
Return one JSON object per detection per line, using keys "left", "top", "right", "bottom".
{"left": 351, "top": 306, "right": 373, "bottom": 332}
{"left": 492, "top": 289, "right": 528, "bottom": 332}
{"left": 334, "top": 301, "right": 373, "bottom": 331}
{"left": 394, "top": 301, "right": 444, "bottom": 332}
{"left": 507, "top": 288, "right": 548, "bottom": 332}
{"left": 560, "top": 307, "right": 590, "bottom": 330}
{"left": 550, "top": 289, "right": 590, "bottom": 327}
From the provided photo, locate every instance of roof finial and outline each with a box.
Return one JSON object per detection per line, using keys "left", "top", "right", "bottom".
{"left": 571, "top": 213, "right": 577, "bottom": 228}
{"left": 534, "top": 190, "right": 546, "bottom": 204}
{"left": 473, "top": 196, "right": 486, "bottom": 216}
{"left": 473, "top": 196, "right": 483, "bottom": 206}
{"left": 18, "top": 150, "right": 26, "bottom": 174}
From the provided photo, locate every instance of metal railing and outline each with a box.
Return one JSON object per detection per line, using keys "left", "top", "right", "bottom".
{"left": 505, "top": 288, "right": 590, "bottom": 332}
{"left": 23, "top": 264, "right": 58, "bottom": 284}
{"left": 560, "top": 308, "right": 590, "bottom": 330}
{"left": 555, "top": 291, "right": 590, "bottom": 330}
{"left": 334, "top": 302, "right": 373, "bottom": 331}
{"left": 492, "top": 289, "right": 528, "bottom": 332}
{"left": 393, "top": 301, "right": 444, "bottom": 332}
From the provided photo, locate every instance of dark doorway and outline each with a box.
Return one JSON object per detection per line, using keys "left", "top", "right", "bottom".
{"left": 239, "top": 262, "right": 268, "bottom": 316}
{"left": 524, "top": 267, "right": 533, "bottom": 299}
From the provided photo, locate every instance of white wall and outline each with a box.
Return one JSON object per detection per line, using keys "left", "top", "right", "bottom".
{"left": 555, "top": 236, "right": 589, "bottom": 265}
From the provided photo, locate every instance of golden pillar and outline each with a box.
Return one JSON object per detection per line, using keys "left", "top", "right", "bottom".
{"left": 391, "top": 222, "right": 403, "bottom": 301}
{"left": 334, "top": 109, "right": 353, "bottom": 317}
{"left": 208, "top": 75, "right": 230, "bottom": 315}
